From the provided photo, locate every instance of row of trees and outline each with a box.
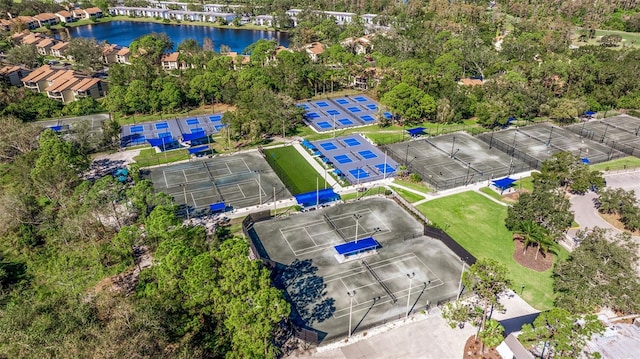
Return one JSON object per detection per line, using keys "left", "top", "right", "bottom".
{"left": 596, "top": 187, "right": 640, "bottom": 231}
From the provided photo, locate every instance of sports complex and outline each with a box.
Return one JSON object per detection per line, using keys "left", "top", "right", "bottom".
{"left": 298, "top": 95, "right": 393, "bottom": 132}
{"left": 246, "top": 197, "right": 465, "bottom": 342}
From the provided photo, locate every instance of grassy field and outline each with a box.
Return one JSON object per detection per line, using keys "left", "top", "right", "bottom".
{"left": 514, "top": 176, "right": 535, "bottom": 192}
{"left": 134, "top": 148, "right": 189, "bottom": 167}
{"left": 340, "top": 186, "right": 387, "bottom": 201}
{"left": 263, "top": 146, "right": 323, "bottom": 194}
{"left": 417, "top": 191, "right": 569, "bottom": 310}
{"left": 393, "top": 179, "right": 432, "bottom": 193}
{"left": 389, "top": 186, "right": 424, "bottom": 203}
{"left": 590, "top": 156, "right": 640, "bottom": 171}
{"left": 571, "top": 28, "right": 640, "bottom": 49}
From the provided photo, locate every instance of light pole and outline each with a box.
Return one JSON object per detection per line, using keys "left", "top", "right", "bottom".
{"left": 255, "top": 171, "right": 262, "bottom": 206}
{"left": 347, "top": 290, "right": 356, "bottom": 339}
{"left": 546, "top": 126, "right": 554, "bottom": 147}
{"left": 450, "top": 136, "right": 456, "bottom": 158}
{"left": 406, "top": 272, "right": 415, "bottom": 318}
{"left": 354, "top": 214, "right": 362, "bottom": 243}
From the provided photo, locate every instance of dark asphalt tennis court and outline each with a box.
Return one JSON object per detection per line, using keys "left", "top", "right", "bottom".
{"left": 250, "top": 197, "right": 463, "bottom": 342}
{"left": 565, "top": 115, "right": 640, "bottom": 158}
{"left": 480, "top": 123, "right": 627, "bottom": 165}
{"left": 385, "top": 132, "right": 532, "bottom": 190}
{"left": 143, "top": 151, "right": 291, "bottom": 214}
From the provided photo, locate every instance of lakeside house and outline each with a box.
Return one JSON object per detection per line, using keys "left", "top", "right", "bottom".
{"left": 32, "top": 13, "right": 59, "bottom": 27}
{"left": 0, "top": 19, "right": 11, "bottom": 31}
{"left": 22, "top": 65, "right": 106, "bottom": 103}
{"left": 305, "top": 42, "right": 325, "bottom": 62}
{"left": 51, "top": 41, "right": 69, "bottom": 58}
{"left": 55, "top": 10, "right": 74, "bottom": 23}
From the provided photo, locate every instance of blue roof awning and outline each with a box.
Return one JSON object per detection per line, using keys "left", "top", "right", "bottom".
{"left": 209, "top": 202, "right": 226, "bottom": 212}
{"left": 183, "top": 132, "right": 208, "bottom": 142}
{"left": 491, "top": 177, "right": 517, "bottom": 190}
{"left": 188, "top": 145, "right": 209, "bottom": 154}
{"left": 585, "top": 111, "right": 596, "bottom": 116}
{"left": 334, "top": 237, "right": 380, "bottom": 256}
{"left": 581, "top": 157, "right": 590, "bottom": 164}
{"left": 406, "top": 127, "right": 425, "bottom": 136}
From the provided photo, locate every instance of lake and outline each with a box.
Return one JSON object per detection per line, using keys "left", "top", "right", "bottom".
{"left": 65, "top": 20, "right": 290, "bottom": 53}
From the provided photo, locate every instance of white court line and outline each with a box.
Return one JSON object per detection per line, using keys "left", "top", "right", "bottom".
{"left": 304, "top": 227, "right": 318, "bottom": 246}
{"left": 241, "top": 157, "right": 251, "bottom": 172}
{"left": 182, "top": 169, "right": 188, "bottom": 182}
{"left": 323, "top": 253, "right": 416, "bottom": 282}
{"left": 190, "top": 192, "right": 196, "bottom": 207}
{"left": 163, "top": 171, "right": 168, "bottom": 188}
{"left": 236, "top": 183, "right": 246, "bottom": 198}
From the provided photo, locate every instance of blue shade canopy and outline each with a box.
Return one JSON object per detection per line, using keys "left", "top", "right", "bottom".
{"left": 581, "top": 157, "right": 590, "bottom": 164}
{"left": 334, "top": 237, "right": 380, "bottom": 255}
{"left": 294, "top": 188, "right": 340, "bottom": 207}
{"left": 182, "top": 132, "right": 208, "bottom": 142}
{"left": 49, "top": 125, "right": 63, "bottom": 132}
{"left": 147, "top": 137, "right": 173, "bottom": 147}
{"left": 188, "top": 145, "right": 209, "bottom": 154}
{"left": 406, "top": 127, "right": 425, "bottom": 136}
{"left": 209, "top": 202, "right": 226, "bottom": 212}
{"left": 491, "top": 177, "right": 517, "bottom": 190}
{"left": 585, "top": 111, "right": 596, "bottom": 116}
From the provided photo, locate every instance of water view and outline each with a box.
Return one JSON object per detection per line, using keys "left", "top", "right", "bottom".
{"left": 66, "top": 20, "right": 290, "bottom": 53}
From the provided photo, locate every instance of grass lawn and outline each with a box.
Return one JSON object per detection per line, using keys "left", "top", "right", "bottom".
{"left": 393, "top": 179, "right": 432, "bottom": 193}
{"left": 263, "top": 146, "right": 323, "bottom": 194}
{"left": 590, "top": 156, "right": 640, "bottom": 171}
{"left": 514, "top": 176, "right": 535, "bottom": 192}
{"left": 340, "top": 186, "right": 387, "bottom": 201}
{"left": 134, "top": 148, "right": 189, "bottom": 167}
{"left": 417, "top": 191, "right": 569, "bottom": 310}
{"left": 389, "top": 186, "right": 424, "bottom": 203}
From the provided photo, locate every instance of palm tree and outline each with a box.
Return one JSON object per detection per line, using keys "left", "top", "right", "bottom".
{"left": 515, "top": 220, "right": 545, "bottom": 255}
{"left": 534, "top": 233, "right": 554, "bottom": 260}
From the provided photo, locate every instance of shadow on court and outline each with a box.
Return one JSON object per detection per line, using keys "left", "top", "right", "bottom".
{"left": 276, "top": 259, "right": 336, "bottom": 327}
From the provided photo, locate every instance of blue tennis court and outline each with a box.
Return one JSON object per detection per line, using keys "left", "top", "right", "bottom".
{"left": 335, "top": 98, "right": 350, "bottom": 105}
{"left": 343, "top": 138, "right": 361, "bottom": 147}
{"left": 365, "top": 104, "right": 377, "bottom": 110}
{"left": 338, "top": 118, "right": 353, "bottom": 125}
{"left": 316, "top": 101, "right": 330, "bottom": 107}
{"left": 191, "top": 127, "right": 204, "bottom": 133}
{"left": 306, "top": 112, "right": 321, "bottom": 119}
{"left": 347, "top": 107, "right": 362, "bottom": 113}
{"left": 317, "top": 121, "right": 332, "bottom": 129}
{"left": 375, "top": 164, "right": 395, "bottom": 174}
{"left": 327, "top": 109, "right": 340, "bottom": 116}
{"left": 360, "top": 115, "right": 375, "bottom": 122}
{"left": 384, "top": 112, "right": 393, "bottom": 119}
{"left": 297, "top": 104, "right": 309, "bottom": 110}
{"left": 158, "top": 132, "right": 172, "bottom": 139}
{"left": 155, "top": 122, "right": 169, "bottom": 130}
{"left": 209, "top": 115, "right": 222, "bottom": 122}
{"left": 130, "top": 125, "right": 144, "bottom": 133}
{"left": 334, "top": 154, "right": 353, "bottom": 164}
{"left": 353, "top": 96, "right": 368, "bottom": 102}
{"left": 186, "top": 118, "right": 200, "bottom": 125}
{"left": 320, "top": 142, "right": 338, "bottom": 151}
{"left": 358, "top": 150, "right": 377, "bottom": 159}
{"left": 349, "top": 168, "right": 369, "bottom": 179}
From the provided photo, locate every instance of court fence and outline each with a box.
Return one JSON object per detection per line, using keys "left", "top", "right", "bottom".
{"left": 563, "top": 125, "right": 639, "bottom": 158}
{"left": 476, "top": 132, "right": 542, "bottom": 170}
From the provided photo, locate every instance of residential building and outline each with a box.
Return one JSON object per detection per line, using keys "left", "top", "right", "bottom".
{"left": 254, "top": 15, "right": 274, "bottom": 27}
{"left": 51, "top": 41, "right": 69, "bottom": 58}
{"left": 14, "top": 16, "right": 40, "bottom": 30}
{"left": 85, "top": 7, "right": 104, "bottom": 18}
{"left": 340, "top": 35, "right": 374, "bottom": 55}
{"left": 55, "top": 10, "right": 74, "bottom": 23}
{"left": 305, "top": 42, "right": 325, "bottom": 62}
{"left": 33, "top": 13, "right": 59, "bottom": 27}
{"left": 10, "top": 31, "right": 30, "bottom": 44}
{"left": 35, "top": 38, "right": 56, "bottom": 56}
{"left": 361, "top": 14, "right": 377, "bottom": 25}
{"left": 458, "top": 77, "right": 484, "bottom": 86}
{"left": 20, "top": 32, "right": 48, "bottom": 45}
{"left": 161, "top": 52, "right": 181, "bottom": 70}
{"left": 22, "top": 65, "right": 106, "bottom": 103}
{"left": 225, "top": 51, "right": 250, "bottom": 69}
{"left": 116, "top": 47, "right": 131, "bottom": 64}
{"left": 0, "top": 66, "right": 31, "bottom": 86}
{"left": 324, "top": 11, "right": 355, "bottom": 25}
{"left": 109, "top": 7, "right": 170, "bottom": 19}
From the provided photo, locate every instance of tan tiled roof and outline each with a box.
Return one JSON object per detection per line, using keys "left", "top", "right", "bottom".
{"left": 22, "top": 65, "right": 56, "bottom": 83}
{"left": 459, "top": 78, "right": 483, "bottom": 86}
{"left": 16, "top": 16, "right": 36, "bottom": 23}
{"left": 36, "top": 38, "right": 55, "bottom": 48}
{"left": 116, "top": 47, "right": 130, "bottom": 56}
{"left": 21, "top": 33, "right": 46, "bottom": 45}
{"left": 71, "top": 77, "right": 100, "bottom": 91}
{"left": 161, "top": 52, "right": 180, "bottom": 62}
{"left": 102, "top": 43, "right": 118, "bottom": 55}
{"left": 56, "top": 10, "right": 72, "bottom": 17}
{"left": 33, "top": 13, "right": 57, "bottom": 21}
{"left": 45, "top": 70, "right": 80, "bottom": 92}
{"left": 51, "top": 41, "right": 69, "bottom": 50}
{"left": 306, "top": 42, "right": 325, "bottom": 55}
{"left": 85, "top": 7, "right": 103, "bottom": 14}
{"left": 0, "top": 19, "right": 12, "bottom": 26}
{"left": 0, "top": 66, "right": 23, "bottom": 75}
